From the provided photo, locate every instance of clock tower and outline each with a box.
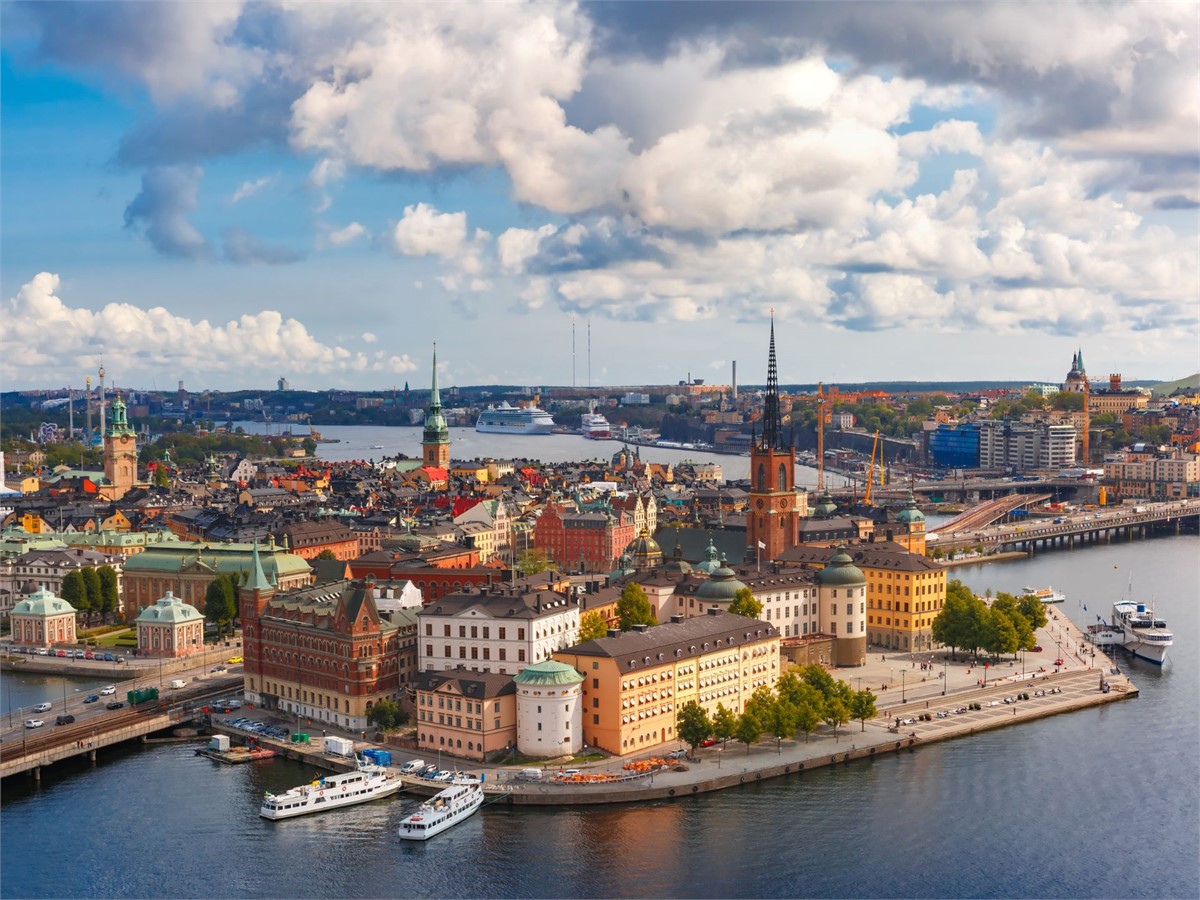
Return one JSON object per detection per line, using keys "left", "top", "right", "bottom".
{"left": 746, "top": 315, "right": 805, "bottom": 562}
{"left": 102, "top": 393, "right": 139, "bottom": 501}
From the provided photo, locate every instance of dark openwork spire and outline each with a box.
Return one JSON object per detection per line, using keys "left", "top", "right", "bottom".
{"left": 761, "top": 311, "right": 781, "bottom": 450}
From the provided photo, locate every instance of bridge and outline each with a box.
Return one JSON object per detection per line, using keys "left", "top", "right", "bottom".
{"left": 927, "top": 499, "right": 1200, "bottom": 555}
{"left": 0, "top": 680, "right": 239, "bottom": 781}
{"left": 830, "top": 476, "right": 1101, "bottom": 506}
{"left": 939, "top": 494, "right": 1052, "bottom": 535}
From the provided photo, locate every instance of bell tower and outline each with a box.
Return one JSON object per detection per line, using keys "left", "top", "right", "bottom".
{"left": 102, "top": 392, "right": 138, "bottom": 500}
{"left": 422, "top": 343, "right": 451, "bottom": 469}
{"left": 747, "top": 314, "right": 802, "bottom": 562}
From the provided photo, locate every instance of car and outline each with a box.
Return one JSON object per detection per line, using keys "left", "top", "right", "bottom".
{"left": 1054, "top": 658, "right": 1065, "bottom": 667}
{"left": 99, "top": 686, "right": 116, "bottom": 695}
{"left": 24, "top": 719, "right": 45, "bottom": 729}
{"left": 211, "top": 665, "right": 227, "bottom": 673}
{"left": 36, "top": 648, "right": 49, "bottom": 656}
{"left": 83, "top": 695, "right": 100, "bottom": 704}
{"left": 899, "top": 717, "right": 916, "bottom": 725}
{"left": 420, "top": 764, "right": 440, "bottom": 777}
{"left": 34, "top": 702, "right": 52, "bottom": 712}
{"left": 55, "top": 714, "right": 76, "bottom": 726}
{"left": 225, "top": 656, "right": 243, "bottom": 664}
{"left": 55, "top": 650, "right": 67, "bottom": 658}
{"left": 103, "top": 653, "right": 115, "bottom": 662}
{"left": 431, "top": 771, "right": 454, "bottom": 782}
{"left": 84, "top": 650, "right": 96, "bottom": 660}
{"left": 1032, "top": 645, "right": 1043, "bottom": 652}
{"left": 700, "top": 738, "right": 716, "bottom": 747}
{"left": 106, "top": 701, "right": 124, "bottom": 710}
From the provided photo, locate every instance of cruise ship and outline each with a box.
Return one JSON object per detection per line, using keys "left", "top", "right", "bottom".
{"left": 581, "top": 412, "right": 612, "bottom": 439}
{"left": 475, "top": 402, "right": 555, "bottom": 435}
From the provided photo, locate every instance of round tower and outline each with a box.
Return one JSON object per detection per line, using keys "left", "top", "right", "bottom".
{"left": 514, "top": 660, "right": 584, "bottom": 759}
{"left": 818, "top": 546, "right": 867, "bottom": 667}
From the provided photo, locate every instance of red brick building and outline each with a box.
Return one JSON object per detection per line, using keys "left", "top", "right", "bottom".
{"left": 276, "top": 520, "right": 361, "bottom": 561}
{"left": 534, "top": 502, "right": 635, "bottom": 573}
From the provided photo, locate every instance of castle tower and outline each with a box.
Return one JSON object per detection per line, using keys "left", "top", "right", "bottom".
{"left": 746, "top": 314, "right": 801, "bottom": 562}
{"left": 102, "top": 393, "right": 138, "bottom": 500}
{"left": 422, "top": 343, "right": 451, "bottom": 469}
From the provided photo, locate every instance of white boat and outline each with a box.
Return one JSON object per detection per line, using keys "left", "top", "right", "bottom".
{"left": 397, "top": 782, "right": 484, "bottom": 840}
{"left": 260, "top": 756, "right": 403, "bottom": 820}
{"left": 1111, "top": 599, "right": 1173, "bottom": 666}
{"left": 475, "top": 402, "right": 555, "bottom": 435}
{"left": 1020, "top": 585, "right": 1066, "bottom": 604}
{"left": 581, "top": 412, "right": 612, "bottom": 439}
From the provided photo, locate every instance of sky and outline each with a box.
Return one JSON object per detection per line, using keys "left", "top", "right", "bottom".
{"left": 1, "top": 0, "right": 1197, "bottom": 393}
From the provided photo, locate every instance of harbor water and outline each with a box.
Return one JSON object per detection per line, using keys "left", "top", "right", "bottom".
{"left": 2, "top": 540, "right": 1195, "bottom": 898}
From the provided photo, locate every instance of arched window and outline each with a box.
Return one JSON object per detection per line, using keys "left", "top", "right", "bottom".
{"left": 778, "top": 463, "right": 787, "bottom": 489}
{"left": 757, "top": 464, "right": 766, "bottom": 492}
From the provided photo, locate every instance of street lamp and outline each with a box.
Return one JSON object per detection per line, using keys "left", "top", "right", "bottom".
{"left": 901, "top": 669, "right": 906, "bottom": 703}
{"left": 942, "top": 657, "right": 948, "bottom": 696}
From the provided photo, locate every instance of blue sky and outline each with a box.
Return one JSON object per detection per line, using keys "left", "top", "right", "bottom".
{"left": 2, "top": 1, "right": 1197, "bottom": 392}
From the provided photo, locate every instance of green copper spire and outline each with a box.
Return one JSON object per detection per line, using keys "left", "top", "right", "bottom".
{"left": 245, "top": 540, "right": 272, "bottom": 593}
{"left": 108, "top": 393, "right": 136, "bottom": 437}
{"left": 423, "top": 343, "right": 450, "bottom": 446}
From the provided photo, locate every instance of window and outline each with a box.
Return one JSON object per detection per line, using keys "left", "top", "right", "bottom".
{"left": 471, "top": 626, "right": 478, "bottom": 639}
{"left": 518, "top": 649, "right": 526, "bottom": 662}
{"left": 499, "top": 648, "right": 507, "bottom": 661}
{"left": 518, "top": 628, "right": 526, "bottom": 640}
{"left": 499, "top": 627, "right": 506, "bottom": 640}
{"left": 443, "top": 645, "right": 451, "bottom": 657}
{"left": 425, "top": 624, "right": 432, "bottom": 636}
{"left": 592, "top": 697, "right": 599, "bottom": 708}
{"left": 846, "top": 603, "right": 853, "bottom": 616}
{"left": 459, "top": 625, "right": 466, "bottom": 638}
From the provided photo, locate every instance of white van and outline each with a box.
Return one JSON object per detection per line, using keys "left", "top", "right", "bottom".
{"left": 400, "top": 759, "right": 426, "bottom": 774}
{"left": 518, "top": 768, "right": 543, "bottom": 782}
{"left": 170, "top": 679, "right": 187, "bottom": 690}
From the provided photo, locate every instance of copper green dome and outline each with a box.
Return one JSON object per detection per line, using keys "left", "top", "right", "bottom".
{"left": 513, "top": 660, "right": 584, "bottom": 686}
{"left": 694, "top": 537, "right": 722, "bottom": 575}
{"left": 819, "top": 546, "right": 865, "bottom": 587}
{"left": 814, "top": 489, "right": 838, "bottom": 518}
{"left": 696, "top": 557, "right": 747, "bottom": 601}
{"left": 896, "top": 490, "right": 925, "bottom": 525}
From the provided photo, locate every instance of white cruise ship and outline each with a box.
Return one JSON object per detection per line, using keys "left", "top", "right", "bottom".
{"left": 397, "top": 782, "right": 484, "bottom": 840}
{"left": 475, "top": 402, "right": 555, "bottom": 435}
{"left": 581, "top": 412, "right": 612, "bottom": 439}
{"left": 260, "top": 756, "right": 403, "bottom": 820}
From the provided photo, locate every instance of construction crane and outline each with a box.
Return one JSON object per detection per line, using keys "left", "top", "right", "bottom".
{"left": 864, "top": 430, "right": 884, "bottom": 505}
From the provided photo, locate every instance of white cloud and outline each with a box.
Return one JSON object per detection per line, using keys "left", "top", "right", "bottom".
{"left": 362, "top": 332, "right": 377, "bottom": 344}
{"left": 327, "top": 222, "right": 367, "bottom": 247}
{"left": 392, "top": 203, "right": 467, "bottom": 257}
{"left": 229, "top": 176, "right": 273, "bottom": 203}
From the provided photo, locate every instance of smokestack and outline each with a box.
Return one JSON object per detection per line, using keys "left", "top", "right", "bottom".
{"left": 732, "top": 361, "right": 737, "bottom": 400}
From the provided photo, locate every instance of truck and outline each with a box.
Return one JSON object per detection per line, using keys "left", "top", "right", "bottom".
{"left": 324, "top": 735, "right": 355, "bottom": 757}
{"left": 126, "top": 687, "right": 159, "bottom": 706}
{"left": 170, "top": 679, "right": 187, "bottom": 690}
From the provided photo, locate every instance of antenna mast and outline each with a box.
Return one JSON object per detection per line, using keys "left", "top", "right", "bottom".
{"left": 572, "top": 318, "right": 576, "bottom": 388}
{"left": 588, "top": 318, "right": 592, "bottom": 389}
{"left": 817, "top": 381, "right": 825, "bottom": 491}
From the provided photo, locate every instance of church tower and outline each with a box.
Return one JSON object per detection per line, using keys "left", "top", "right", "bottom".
{"left": 102, "top": 393, "right": 138, "bottom": 500}
{"left": 746, "top": 315, "right": 802, "bottom": 562}
{"left": 422, "top": 343, "right": 451, "bottom": 469}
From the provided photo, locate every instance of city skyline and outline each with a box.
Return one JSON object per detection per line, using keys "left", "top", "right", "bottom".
{"left": 2, "top": 1, "right": 1197, "bottom": 392}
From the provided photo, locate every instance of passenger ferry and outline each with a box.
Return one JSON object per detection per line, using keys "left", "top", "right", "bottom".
{"left": 1020, "top": 586, "right": 1066, "bottom": 604}
{"left": 1086, "top": 599, "right": 1174, "bottom": 666}
{"left": 581, "top": 412, "right": 612, "bottom": 439}
{"left": 260, "top": 756, "right": 403, "bottom": 820}
{"left": 397, "top": 782, "right": 484, "bottom": 840}
{"left": 475, "top": 402, "right": 555, "bottom": 435}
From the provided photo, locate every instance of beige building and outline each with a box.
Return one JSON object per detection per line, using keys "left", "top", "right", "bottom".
{"left": 1104, "top": 449, "right": 1200, "bottom": 500}
{"left": 414, "top": 669, "right": 517, "bottom": 762}
{"left": 135, "top": 591, "right": 205, "bottom": 659}
{"left": 11, "top": 587, "right": 77, "bottom": 647}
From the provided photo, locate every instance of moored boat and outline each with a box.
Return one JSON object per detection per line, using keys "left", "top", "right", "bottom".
{"left": 397, "top": 782, "right": 484, "bottom": 840}
{"left": 1111, "top": 599, "right": 1173, "bottom": 666}
{"left": 260, "top": 755, "right": 403, "bottom": 820}
{"left": 475, "top": 402, "right": 555, "bottom": 435}
{"left": 581, "top": 412, "right": 612, "bottom": 439}
{"left": 1020, "top": 585, "right": 1066, "bottom": 604}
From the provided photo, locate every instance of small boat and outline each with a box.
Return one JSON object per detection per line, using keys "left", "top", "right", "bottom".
{"left": 369, "top": 444, "right": 385, "bottom": 450}
{"left": 260, "top": 755, "right": 403, "bottom": 820}
{"left": 397, "top": 782, "right": 484, "bottom": 840}
{"left": 1020, "top": 586, "right": 1066, "bottom": 604}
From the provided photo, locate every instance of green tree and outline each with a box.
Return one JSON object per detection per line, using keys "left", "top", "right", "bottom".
{"left": 850, "top": 689, "right": 877, "bottom": 732}
{"left": 799, "top": 663, "right": 836, "bottom": 700}
{"left": 743, "top": 685, "right": 777, "bottom": 727}
{"left": 932, "top": 580, "right": 975, "bottom": 658}
{"left": 153, "top": 463, "right": 170, "bottom": 488}
{"left": 794, "top": 690, "right": 824, "bottom": 743}
{"left": 81, "top": 568, "right": 101, "bottom": 621}
{"left": 517, "top": 548, "right": 550, "bottom": 576}
{"left": 368, "top": 698, "right": 405, "bottom": 730}
{"left": 578, "top": 610, "right": 609, "bottom": 642}
{"left": 767, "top": 698, "right": 799, "bottom": 753}
{"left": 676, "top": 700, "right": 713, "bottom": 755}
{"left": 712, "top": 703, "right": 737, "bottom": 747}
{"left": 315, "top": 549, "right": 338, "bottom": 560}
{"left": 981, "top": 606, "right": 1020, "bottom": 660}
{"left": 97, "top": 566, "right": 120, "bottom": 622}
{"left": 204, "top": 575, "right": 238, "bottom": 635}
{"left": 823, "top": 696, "right": 850, "bottom": 743}
{"left": 993, "top": 594, "right": 1036, "bottom": 651}
{"left": 734, "top": 710, "right": 762, "bottom": 754}
{"left": 1016, "top": 593, "right": 1049, "bottom": 632}
{"left": 727, "top": 587, "right": 764, "bottom": 619}
{"left": 61, "top": 569, "right": 88, "bottom": 616}
{"left": 1049, "top": 392, "right": 1085, "bottom": 411}
{"left": 617, "top": 583, "right": 656, "bottom": 631}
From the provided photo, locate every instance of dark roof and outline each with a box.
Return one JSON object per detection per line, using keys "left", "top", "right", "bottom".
{"left": 562, "top": 610, "right": 775, "bottom": 669}
{"left": 415, "top": 668, "right": 517, "bottom": 699}
{"left": 424, "top": 587, "right": 577, "bottom": 620}
{"left": 776, "top": 541, "right": 940, "bottom": 573}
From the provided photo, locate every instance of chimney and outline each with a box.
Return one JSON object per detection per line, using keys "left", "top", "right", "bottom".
{"left": 670, "top": 614, "right": 683, "bottom": 624}
{"left": 1109, "top": 373, "right": 1121, "bottom": 391}
{"left": 707, "top": 607, "right": 721, "bottom": 616}
{"left": 606, "top": 628, "right": 621, "bottom": 638}
{"left": 632, "top": 623, "right": 650, "bottom": 633}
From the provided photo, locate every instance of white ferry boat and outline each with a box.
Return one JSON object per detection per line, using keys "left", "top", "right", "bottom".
{"left": 1020, "top": 585, "right": 1066, "bottom": 604}
{"left": 1111, "top": 599, "right": 1173, "bottom": 666}
{"left": 260, "top": 756, "right": 403, "bottom": 820}
{"left": 397, "top": 782, "right": 484, "bottom": 840}
{"left": 581, "top": 412, "right": 612, "bottom": 439}
{"left": 475, "top": 402, "right": 555, "bottom": 435}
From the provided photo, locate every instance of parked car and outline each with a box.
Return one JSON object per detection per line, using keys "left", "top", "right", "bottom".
{"left": 420, "top": 764, "right": 441, "bottom": 777}
{"left": 102, "top": 653, "right": 115, "bottom": 662}
{"left": 34, "top": 702, "right": 52, "bottom": 712}
{"left": 700, "top": 738, "right": 716, "bottom": 747}
{"left": 100, "top": 686, "right": 116, "bottom": 695}
{"left": 226, "top": 656, "right": 243, "bottom": 664}
{"left": 106, "top": 701, "right": 124, "bottom": 710}
{"left": 1054, "top": 658, "right": 1065, "bottom": 667}
{"left": 84, "top": 650, "right": 96, "bottom": 660}
{"left": 83, "top": 695, "right": 100, "bottom": 704}
{"left": 24, "top": 719, "right": 45, "bottom": 729}
{"left": 431, "top": 771, "right": 454, "bottom": 782}
{"left": 1032, "top": 645, "right": 1043, "bottom": 652}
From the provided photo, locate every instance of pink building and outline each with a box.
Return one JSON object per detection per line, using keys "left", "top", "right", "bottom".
{"left": 135, "top": 591, "right": 205, "bottom": 659}
{"left": 10, "top": 588, "right": 78, "bottom": 647}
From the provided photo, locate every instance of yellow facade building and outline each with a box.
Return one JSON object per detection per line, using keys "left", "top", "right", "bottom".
{"left": 554, "top": 609, "right": 780, "bottom": 756}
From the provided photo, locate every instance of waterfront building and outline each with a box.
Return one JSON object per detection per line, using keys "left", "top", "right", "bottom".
{"left": 422, "top": 344, "right": 452, "bottom": 472}
{"left": 10, "top": 587, "right": 77, "bottom": 648}
{"left": 240, "top": 559, "right": 418, "bottom": 732}
{"left": 134, "top": 591, "right": 204, "bottom": 659}
{"left": 977, "top": 420, "right": 1077, "bottom": 470}
{"left": 928, "top": 423, "right": 981, "bottom": 469}
{"left": 121, "top": 538, "right": 311, "bottom": 618}
{"left": 514, "top": 659, "right": 585, "bottom": 759}
{"left": 746, "top": 317, "right": 807, "bottom": 562}
{"left": 414, "top": 668, "right": 517, "bottom": 762}
{"left": 554, "top": 609, "right": 779, "bottom": 755}
{"left": 417, "top": 584, "right": 580, "bottom": 676}
{"left": 1104, "top": 447, "right": 1200, "bottom": 500}
{"left": 534, "top": 501, "right": 636, "bottom": 573}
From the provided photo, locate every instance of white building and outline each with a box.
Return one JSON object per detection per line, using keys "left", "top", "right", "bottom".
{"left": 418, "top": 585, "right": 580, "bottom": 676}
{"left": 514, "top": 659, "right": 584, "bottom": 759}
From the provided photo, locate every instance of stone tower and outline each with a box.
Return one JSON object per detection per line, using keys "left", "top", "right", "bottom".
{"left": 102, "top": 393, "right": 138, "bottom": 500}
{"left": 746, "top": 315, "right": 802, "bottom": 562}
{"left": 422, "top": 343, "right": 451, "bottom": 469}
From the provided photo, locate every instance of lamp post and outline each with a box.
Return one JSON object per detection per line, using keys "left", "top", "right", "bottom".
{"left": 942, "top": 657, "right": 948, "bottom": 696}
{"left": 901, "top": 669, "right": 906, "bottom": 703}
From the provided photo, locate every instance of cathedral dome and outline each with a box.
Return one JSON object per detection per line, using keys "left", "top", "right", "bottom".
{"left": 696, "top": 558, "right": 747, "bottom": 602}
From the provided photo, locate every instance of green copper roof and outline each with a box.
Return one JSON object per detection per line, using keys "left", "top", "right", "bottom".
{"left": 135, "top": 591, "right": 202, "bottom": 623}
{"left": 423, "top": 342, "right": 450, "bottom": 445}
{"left": 818, "top": 546, "right": 865, "bottom": 586}
{"left": 245, "top": 540, "right": 272, "bottom": 592}
{"left": 12, "top": 588, "right": 76, "bottom": 617}
{"left": 696, "top": 559, "right": 747, "bottom": 601}
{"left": 896, "top": 490, "right": 926, "bottom": 525}
{"left": 108, "top": 394, "right": 136, "bottom": 437}
{"left": 514, "top": 659, "right": 584, "bottom": 686}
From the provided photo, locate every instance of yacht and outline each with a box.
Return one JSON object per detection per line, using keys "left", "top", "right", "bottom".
{"left": 260, "top": 756, "right": 403, "bottom": 820}
{"left": 1111, "top": 599, "right": 1173, "bottom": 666}
{"left": 1020, "top": 586, "right": 1066, "bottom": 604}
{"left": 397, "top": 782, "right": 484, "bottom": 840}
{"left": 581, "top": 412, "right": 612, "bottom": 439}
{"left": 475, "top": 402, "right": 555, "bottom": 435}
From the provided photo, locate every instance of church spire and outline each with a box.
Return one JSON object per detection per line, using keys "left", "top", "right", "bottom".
{"left": 422, "top": 343, "right": 451, "bottom": 468}
{"left": 761, "top": 310, "right": 781, "bottom": 450}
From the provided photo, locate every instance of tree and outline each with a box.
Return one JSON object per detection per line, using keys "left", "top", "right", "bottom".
{"left": 61, "top": 570, "right": 88, "bottom": 616}
{"left": 850, "top": 689, "right": 877, "bottom": 732}
{"left": 981, "top": 606, "right": 1020, "bottom": 660}
{"left": 368, "top": 698, "right": 405, "bottom": 730}
{"left": 617, "top": 583, "right": 656, "bottom": 631}
{"left": 712, "top": 703, "right": 737, "bottom": 747}
{"left": 777, "top": 672, "right": 825, "bottom": 743}
{"left": 1016, "top": 593, "right": 1049, "bottom": 632}
{"left": 97, "top": 566, "right": 120, "bottom": 622}
{"left": 734, "top": 711, "right": 762, "bottom": 754}
{"left": 81, "top": 567, "right": 101, "bottom": 620}
{"left": 799, "top": 663, "right": 836, "bottom": 700}
{"left": 823, "top": 696, "right": 850, "bottom": 743}
{"left": 516, "top": 548, "right": 550, "bottom": 576}
{"left": 676, "top": 701, "right": 713, "bottom": 755}
{"left": 993, "top": 594, "right": 1036, "bottom": 651}
{"left": 578, "top": 610, "right": 609, "bottom": 642}
{"left": 204, "top": 575, "right": 238, "bottom": 635}
{"left": 768, "top": 698, "right": 799, "bottom": 753}
{"left": 743, "top": 686, "right": 777, "bottom": 728}
{"left": 727, "top": 587, "right": 763, "bottom": 619}
{"left": 315, "top": 548, "right": 338, "bottom": 560}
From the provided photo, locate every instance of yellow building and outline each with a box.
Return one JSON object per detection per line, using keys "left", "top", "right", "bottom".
{"left": 554, "top": 609, "right": 780, "bottom": 756}
{"left": 450, "top": 463, "right": 490, "bottom": 483}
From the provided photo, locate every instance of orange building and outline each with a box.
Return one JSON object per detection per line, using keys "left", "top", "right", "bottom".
{"left": 414, "top": 669, "right": 517, "bottom": 762}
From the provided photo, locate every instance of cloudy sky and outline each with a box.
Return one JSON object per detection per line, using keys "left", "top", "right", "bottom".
{"left": 2, "top": 1, "right": 1197, "bottom": 393}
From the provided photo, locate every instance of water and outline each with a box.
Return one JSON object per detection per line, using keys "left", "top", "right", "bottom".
{"left": 2, "top": 539, "right": 1195, "bottom": 897}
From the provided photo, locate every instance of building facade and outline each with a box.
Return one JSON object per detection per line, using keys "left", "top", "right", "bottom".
{"left": 534, "top": 502, "right": 636, "bottom": 574}
{"left": 10, "top": 587, "right": 77, "bottom": 647}
{"left": 414, "top": 669, "right": 516, "bottom": 762}
{"left": 134, "top": 591, "right": 205, "bottom": 659}
{"left": 514, "top": 659, "right": 585, "bottom": 759}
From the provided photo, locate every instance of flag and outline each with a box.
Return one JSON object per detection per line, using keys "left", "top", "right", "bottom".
{"left": 757, "top": 541, "right": 766, "bottom": 549}
{"left": 1083, "top": 604, "right": 1087, "bottom": 611}
{"left": 1097, "top": 614, "right": 1102, "bottom": 622}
